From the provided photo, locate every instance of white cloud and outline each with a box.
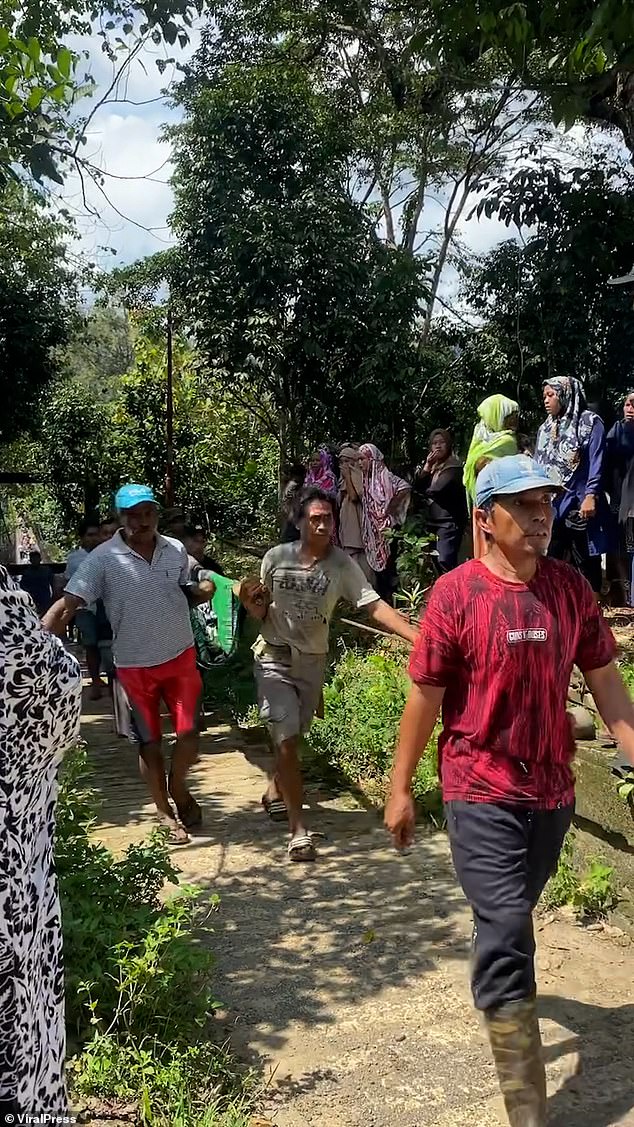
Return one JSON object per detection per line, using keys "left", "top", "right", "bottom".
{"left": 55, "top": 29, "right": 199, "bottom": 266}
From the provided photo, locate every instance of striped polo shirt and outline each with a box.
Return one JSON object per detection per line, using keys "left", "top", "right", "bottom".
{"left": 65, "top": 531, "right": 193, "bottom": 668}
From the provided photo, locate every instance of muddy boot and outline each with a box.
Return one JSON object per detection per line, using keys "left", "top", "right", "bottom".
{"left": 484, "top": 996, "right": 547, "bottom": 1126}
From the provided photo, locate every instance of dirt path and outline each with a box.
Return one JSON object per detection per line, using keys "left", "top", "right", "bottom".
{"left": 82, "top": 690, "right": 634, "bottom": 1127}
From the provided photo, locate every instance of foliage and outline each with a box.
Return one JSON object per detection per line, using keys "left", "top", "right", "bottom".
{"left": 616, "top": 769, "right": 634, "bottom": 802}
{"left": 0, "top": 0, "right": 203, "bottom": 182}
{"left": 0, "top": 181, "right": 78, "bottom": 442}
{"left": 55, "top": 307, "right": 134, "bottom": 401}
{"left": 169, "top": 60, "right": 425, "bottom": 460}
{"left": 218, "top": 0, "right": 634, "bottom": 154}
{"left": 57, "top": 748, "right": 257, "bottom": 1125}
{"left": 544, "top": 831, "right": 618, "bottom": 918}
{"left": 387, "top": 519, "right": 436, "bottom": 589}
{"left": 307, "top": 645, "right": 442, "bottom": 819}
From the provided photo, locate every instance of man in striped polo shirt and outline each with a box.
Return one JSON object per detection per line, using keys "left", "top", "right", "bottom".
{"left": 44, "top": 484, "right": 214, "bottom": 844}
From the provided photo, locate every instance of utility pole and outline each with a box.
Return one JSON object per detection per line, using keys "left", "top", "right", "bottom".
{"left": 165, "top": 305, "right": 175, "bottom": 506}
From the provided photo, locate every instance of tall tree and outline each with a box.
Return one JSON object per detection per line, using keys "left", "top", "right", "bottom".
{"left": 0, "top": 182, "right": 77, "bottom": 442}
{"left": 463, "top": 158, "right": 634, "bottom": 423}
{"left": 169, "top": 62, "right": 425, "bottom": 469}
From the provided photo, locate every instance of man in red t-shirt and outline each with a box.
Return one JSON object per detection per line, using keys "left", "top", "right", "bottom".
{"left": 385, "top": 454, "right": 634, "bottom": 1126}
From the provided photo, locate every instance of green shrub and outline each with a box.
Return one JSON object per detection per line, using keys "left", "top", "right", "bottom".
{"left": 56, "top": 749, "right": 257, "bottom": 1125}
{"left": 306, "top": 645, "right": 442, "bottom": 819}
{"left": 544, "top": 831, "right": 618, "bottom": 918}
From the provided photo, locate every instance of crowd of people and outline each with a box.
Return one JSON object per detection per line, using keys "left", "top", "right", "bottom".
{"left": 288, "top": 381, "right": 634, "bottom": 602}
{"left": 9, "top": 377, "right": 634, "bottom": 1125}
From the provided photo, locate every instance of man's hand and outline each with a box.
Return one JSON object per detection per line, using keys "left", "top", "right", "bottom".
{"left": 384, "top": 789, "right": 416, "bottom": 849}
{"left": 191, "top": 578, "right": 216, "bottom": 605}
{"left": 238, "top": 577, "right": 271, "bottom": 621}
{"left": 580, "top": 493, "right": 596, "bottom": 519}
{"left": 586, "top": 661, "right": 634, "bottom": 767}
{"left": 385, "top": 682, "right": 444, "bottom": 850}
{"left": 42, "top": 593, "right": 84, "bottom": 635}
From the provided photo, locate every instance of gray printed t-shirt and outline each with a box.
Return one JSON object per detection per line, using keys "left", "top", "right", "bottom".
{"left": 258, "top": 542, "right": 379, "bottom": 656}
{"left": 65, "top": 531, "right": 193, "bottom": 668}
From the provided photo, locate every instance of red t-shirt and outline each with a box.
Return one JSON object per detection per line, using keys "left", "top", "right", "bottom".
{"left": 409, "top": 558, "right": 616, "bottom": 808}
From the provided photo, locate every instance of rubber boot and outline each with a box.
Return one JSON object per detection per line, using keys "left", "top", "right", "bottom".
{"left": 484, "top": 996, "right": 547, "bottom": 1126}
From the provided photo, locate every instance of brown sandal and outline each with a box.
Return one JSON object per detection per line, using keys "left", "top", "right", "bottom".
{"left": 168, "top": 772, "right": 203, "bottom": 828}
{"left": 156, "top": 813, "right": 189, "bottom": 845}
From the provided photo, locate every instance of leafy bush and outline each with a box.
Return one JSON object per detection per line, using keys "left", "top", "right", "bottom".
{"left": 544, "top": 831, "right": 618, "bottom": 919}
{"left": 56, "top": 749, "right": 257, "bottom": 1125}
{"left": 306, "top": 645, "right": 442, "bottom": 819}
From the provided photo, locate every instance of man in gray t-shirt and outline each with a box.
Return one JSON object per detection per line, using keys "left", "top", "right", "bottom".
{"left": 239, "top": 486, "right": 419, "bottom": 862}
{"left": 43, "top": 484, "right": 215, "bottom": 845}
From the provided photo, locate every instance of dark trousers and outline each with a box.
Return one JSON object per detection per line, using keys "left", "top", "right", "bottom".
{"left": 549, "top": 518, "right": 602, "bottom": 592}
{"left": 434, "top": 523, "right": 465, "bottom": 573}
{"left": 446, "top": 801, "right": 573, "bottom": 1012}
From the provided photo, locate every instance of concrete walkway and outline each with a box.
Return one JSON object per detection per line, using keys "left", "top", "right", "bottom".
{"left": 82, "top": 688, "right": 634, "bottom": 1127}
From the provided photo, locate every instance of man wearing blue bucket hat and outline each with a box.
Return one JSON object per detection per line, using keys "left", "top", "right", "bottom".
{"left": 44, "top": 484, "right": 214, "bottom": 844}
{"left": 385, "top": 454, "right": 634, "bottom": 1124}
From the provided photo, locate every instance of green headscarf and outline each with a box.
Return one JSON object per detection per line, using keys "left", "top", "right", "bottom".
{"left": 463, "top": 394, "right": 519, "bottom": 504}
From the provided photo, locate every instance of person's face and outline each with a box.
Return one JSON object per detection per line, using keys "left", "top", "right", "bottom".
{"left": 359, "top": 449, "right": 371, "bottom": 470}
{"left": 477, "top": 488, "right": 555, "bottom": 558}
{"left": 430, "top": 434, "right": 449, "bottom": 460}
{"left": 122, "top": 503, "right": 159, "bottom": 544}
{"left": 504, "top": 411, "right": 519, "bottom": 431}
{"left": 185, "top": 533, "right": 206, "bottom": 562}
{"left": 309, "top": 452, "right": 322, "bottom": 472}
{"left": 100, "top": 521, "right": 118, "bottom": 542}
{"left": 81, "top": 526, "right": 100, "bottom": 551}
{"left": 167, "top": 519, "right": 186, "bottom": 541}
{"left": 624, "top": 397, "right": 634, "bottom": 422}
{"left": 543, "top": 387, "right": 561, "bottom": 417}
{"left": 300, "top": 499, "right": 334, "bottom": 546}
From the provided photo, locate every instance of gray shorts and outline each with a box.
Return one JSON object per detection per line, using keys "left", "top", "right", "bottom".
{"left": 255, "top": 653, "right": 326, "bottom": 745}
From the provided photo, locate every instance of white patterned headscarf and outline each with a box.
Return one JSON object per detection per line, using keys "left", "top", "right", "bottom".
{"left": 534, "top": 377, "right": 597, "bottom": 488}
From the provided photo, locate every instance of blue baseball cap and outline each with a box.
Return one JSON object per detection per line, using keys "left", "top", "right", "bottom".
{"left": 115, "top": 483, "right": 158, "bottom": 511}
{"left": 475, "top": 455, "right": 558, "bottom": 509}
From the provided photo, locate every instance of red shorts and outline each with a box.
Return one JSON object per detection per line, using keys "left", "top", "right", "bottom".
{"left": 116, "top": 647, "right": 202, "bottom": 744}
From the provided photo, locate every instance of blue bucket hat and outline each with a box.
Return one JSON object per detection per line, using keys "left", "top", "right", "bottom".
{"left": 115, "top": 483, "right": 158, "bottom": 511}
{"left": 475, "top": 455, "right": 558, "bottom": 509}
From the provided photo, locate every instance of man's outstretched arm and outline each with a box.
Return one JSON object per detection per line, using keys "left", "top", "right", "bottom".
{"left": 366, "top": 598, "right": 419, "bottom": 645}
{"left": 42, "top": 592, "right": 85, "bottom": 635}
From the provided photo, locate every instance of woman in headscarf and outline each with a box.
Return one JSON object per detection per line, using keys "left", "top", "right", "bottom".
{"left": 604, "top": 392, "right": 634, "bottom": 603}
{"left": 463, "top": 394, "right": 519, "bottom": 560}
{"left": 534, "top": 376, "right": 607, "bottom": 592}
{"left": 358, "top": 443, "right": 411, "bottom": 600}
{"left": 338, "top": 444, "right": 374, "bottom": 581}
{"left": 305, "top": 447, "right": 337, "bottom": 496}
{"left": 415, "top": 429, "right": 468, "bottom": 573}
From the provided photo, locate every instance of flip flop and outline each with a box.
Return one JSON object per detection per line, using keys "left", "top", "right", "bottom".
{"left": 288, "top": 833, "right": 316, "bottom": 863}
{"left": 174, "top": 794, "right": 203, "bottom": 829}
{"left": 168, "top": 772, "right": 203, "bottom": 828}
{"left": 156, "top": 814, "right": 189, "bottom": 846}
{"left": 262, "top": 794, "right": 288, "bottom": 822}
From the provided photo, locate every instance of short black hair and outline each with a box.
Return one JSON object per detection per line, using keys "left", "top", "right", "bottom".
{"left": 100, "top": 515, "right": 117, "bottom": 528}
{"left": 182, "top": 523, "right": 205, "bottom": 538}
{"left": 78, "top": 518, "right": 100, "bottom": 537}
{"left": 295, "top": 486, "right": 337, "bottom": 522}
